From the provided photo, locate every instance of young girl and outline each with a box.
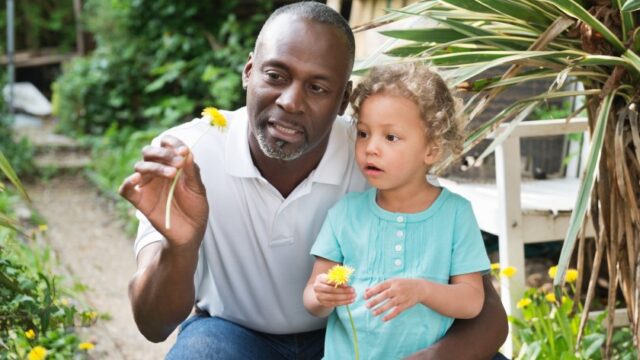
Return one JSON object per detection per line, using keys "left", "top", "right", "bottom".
{"left": 303, "top": 62, "right": 491, "bottom": 359}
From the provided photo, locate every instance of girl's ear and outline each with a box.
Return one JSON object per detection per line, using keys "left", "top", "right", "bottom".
{"left": 423, "top": 145, "right": 442, "bottom": 166}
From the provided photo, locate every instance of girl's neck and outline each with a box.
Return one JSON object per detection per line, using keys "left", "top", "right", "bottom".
{"left": 376, "top": 181, "right": 441, "bottom": 213}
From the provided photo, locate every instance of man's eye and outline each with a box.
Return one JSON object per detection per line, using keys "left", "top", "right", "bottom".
{"left": 266, "top": 72, "right": 284, "bottom": 81}
{"left": 310, "top": 84, "right": 328, "bottom": 94}
{"left": 386, "top": 134, "right": 399, "bottom": 142}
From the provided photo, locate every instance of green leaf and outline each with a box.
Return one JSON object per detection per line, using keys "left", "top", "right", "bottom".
{"left": 616, "top": 0, "right": 635, "bottom": 41}
{"left": 385, "top": 44, "right": 429, "bottom": 57}
{"left": 549, "top": 0, "right": 625, "bottom": 52}
{"left": 554, "top": 91, "right": 616, "bottom": 287}
{"left": 577, "top": 55, "right": 630, "bottom": 67}
{"left": 477, "top": 0, "right": 551, "bottom": 24}
{"left": 621, "top": 0, "right": 640, "bottom": 11}
{"left": 0, "top": 151, "right": 29, "bottom": 201}
{"left": 441, "top": 0, "right": 494, "bottom": 13}
{"left": 379, "top": 28, "right": 466, "bottom": 42}
{"left": 622, "top": 49, "right": 640, "bottom": 74}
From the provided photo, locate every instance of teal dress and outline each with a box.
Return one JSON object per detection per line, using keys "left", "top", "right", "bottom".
{"left": 310, "top": 188, "right": 490, "bottom": 360}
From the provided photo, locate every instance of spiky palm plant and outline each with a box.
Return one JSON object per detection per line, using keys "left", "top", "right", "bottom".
{"left": 354, "top": 0, "right": 640, "bottom": 355}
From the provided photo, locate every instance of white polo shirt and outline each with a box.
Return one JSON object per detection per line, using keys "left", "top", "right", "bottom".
{"left": 134, "top": 107, "right": 367, "bottom": 334}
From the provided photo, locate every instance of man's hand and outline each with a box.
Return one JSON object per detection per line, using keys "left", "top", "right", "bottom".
{"left": 365, "top": 278, "right": 426, "bottom": 321}
{"left": 118, "top": 135, "right": 209, "bottom": 249}
{"left": 312, "top": 273, "right": 356, "bottom": 308}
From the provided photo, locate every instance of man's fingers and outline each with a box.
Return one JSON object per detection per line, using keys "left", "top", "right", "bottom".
{"left": 118, "top": 173, "right": 142, "bottom": 205}
{"left": 134, "top": 160, "right": 178, "bottom": 178}
{"left": 142, "top": 145, "right": 184, "bottom": 167}
{"left": 160, "top": 135, "right": 188, "bottom": 150}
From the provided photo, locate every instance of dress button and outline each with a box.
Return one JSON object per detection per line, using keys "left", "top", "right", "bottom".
{"left": 396, "top": 230, "right": 404, "bottom": 237}
{"left": 394, "top": 259, "right": 402, "bottom": 266}
{"left": 396, "top": 216, "right": 404, "bottom": 223}
{"left": 395, "top": 244, "right": 402, "bottom": 252}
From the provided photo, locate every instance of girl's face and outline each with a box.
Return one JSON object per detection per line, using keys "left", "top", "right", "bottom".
{"left": 355, "top": 93, "right": 440, "bottom": 193}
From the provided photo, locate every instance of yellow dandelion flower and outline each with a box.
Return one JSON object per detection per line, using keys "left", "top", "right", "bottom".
{"left": 326, "top": 265, "right": 354, "bottom": 287}
{"left": 516, "top": 298, "right": 532, "bottom": 309}
{"left": 78, "top": 342, "right": 95, "bottom": 351}
{"left": 27, "top": 346, "right": 47, "bottom": 360}
{"left": 500, "top": 266, "right": 517, "bottom": 278}
{"left": 25, "top": 329, "right": 36, "bottom": 340}
{"left": 38, "top": 224, "right": 48, "bottom": 232}
{"left": 562, "top": 296, "right": 570, "bottom": 303}
{"left": 545, "top": 293, "right": 557, "bottom": 302}
{"left": 490, "top": 263, "right": 500, "bottom": 271}
{"left": 565, "top": 269, "right": 579, "bottom": 283}
{"left": 202, "top": 107, "right": 227, "bottom": 130}
{"left": 60, "top": 298, "right": 70, "bottom": 306}
{"left": 548, "top": 266, "right": 558, "bottom": 279}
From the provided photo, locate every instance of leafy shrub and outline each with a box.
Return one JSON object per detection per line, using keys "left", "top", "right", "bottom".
{"left": 0, "top": 185, "right": 97, "bottom": 358}
{"left": 54, "top": 0, "right": 271, "bottom": 136}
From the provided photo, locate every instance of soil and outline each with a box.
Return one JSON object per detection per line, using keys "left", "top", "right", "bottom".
{"left": 26, "top": 174, "right": 176, "bottom": 359}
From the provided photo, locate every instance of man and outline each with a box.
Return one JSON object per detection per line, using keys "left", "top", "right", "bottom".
{"left": 119, "top": 3, "right": 508, "bottom": 359}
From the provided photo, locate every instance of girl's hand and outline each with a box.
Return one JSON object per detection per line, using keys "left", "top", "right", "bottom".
{"left": 364, "top": 278, "right": 428, "bottom": 321}
{"left": 313, "top": 273, "right": 356, "bottom": 308}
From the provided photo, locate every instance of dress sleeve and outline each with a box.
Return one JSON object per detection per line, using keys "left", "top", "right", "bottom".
{"left": 450, "top": 199, "right": 491, "bottom": 276}
{"left": 310, "top": 206, "right": 344, "bottom": 263}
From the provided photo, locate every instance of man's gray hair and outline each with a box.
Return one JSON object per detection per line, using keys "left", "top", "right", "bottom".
{"left": 256, "top": 1, "right": 355, "bottom": 66}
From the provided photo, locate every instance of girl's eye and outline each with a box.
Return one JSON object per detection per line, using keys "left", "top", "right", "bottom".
{"left": 386, "top": 134, "right": 399, "bottom": 142}
{"left": 357, "top": 130, "right": 368, "bottom": 138}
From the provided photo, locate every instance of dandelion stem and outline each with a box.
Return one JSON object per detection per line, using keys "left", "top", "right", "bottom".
{"left": 165, "top": 169, "right": 182, "bottom": 229}
{"left": 346, "top": 304, "right": 359, "bottom": 360}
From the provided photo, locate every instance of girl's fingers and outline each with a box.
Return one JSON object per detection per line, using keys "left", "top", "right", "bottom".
{"left": 371, "top": 298, "right": 395, "bottom": 316}
{"left": 366, "top": 289, "right": 390, "bottom": 309}
{"left": 364, "top": 281, "right": 389, "bottom": 299}
{"left": 382, "top": 306, "right": 403, "bottom": 322}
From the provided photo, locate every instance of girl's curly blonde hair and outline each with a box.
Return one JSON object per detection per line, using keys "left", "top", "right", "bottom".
{"left": 350, "top": 62, "right": 466, "bottom": 165}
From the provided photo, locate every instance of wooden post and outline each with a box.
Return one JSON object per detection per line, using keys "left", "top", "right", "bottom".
{"left": 73, "top": 0, "right": 85, "bottom": 55}
{"left": 496, "top": 135, "right": 526, "bottom": 358}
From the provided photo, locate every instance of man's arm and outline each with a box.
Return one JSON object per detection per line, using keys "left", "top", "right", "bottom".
{"left": 119, "top": 135, "right": 209, "bottom": 342}
{"left": 129, "top": 242, "right": 199, "bottom": 342}
{"left": 405, "top": 276, "right": 508, "bottom": 360}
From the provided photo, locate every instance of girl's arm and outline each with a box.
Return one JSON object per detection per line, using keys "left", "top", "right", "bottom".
{"left": 364, "top": 272, "right": 484, "bottom": 321}
{"left": 303, "top": 257, "right": 356, "bottom": 318}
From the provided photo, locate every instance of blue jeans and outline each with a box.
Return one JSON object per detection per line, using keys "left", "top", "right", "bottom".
{"left": 165, "top": 314, "right": 325, "bottom": 360}
{"left": 165, "top": 314, "right": 510, "bottom": 360}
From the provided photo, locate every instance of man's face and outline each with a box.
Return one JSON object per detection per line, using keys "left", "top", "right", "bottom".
{"left": 243, "top": 16, "right": 352, "bottom": 161}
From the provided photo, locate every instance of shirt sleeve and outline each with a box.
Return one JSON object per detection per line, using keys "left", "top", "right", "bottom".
{"left": 310, "top": 207, "right": 344, "bottom": 263}
{"left": 133, "top": 209, "right": 164, "bottom": 257}
{"left": 450, "top": 199, "right": 491, "bottom": 276}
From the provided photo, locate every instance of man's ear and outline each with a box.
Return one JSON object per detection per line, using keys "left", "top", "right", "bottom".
{"left": 338, "top": 80, "right": 352, "bottom": 115}
{"left": 242, "top": 52, "right": 254, "bottom": 89}
{"left": 424, "top": 144, "right": 443, "bottom": 166}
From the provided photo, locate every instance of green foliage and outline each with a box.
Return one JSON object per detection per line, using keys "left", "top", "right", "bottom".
{"left": 0, "top": 83, "right": 36, "bottom": 180}
{"left": 509, "top": 285, "right": 636, "bottom": 359}
{"left": 0, "top": 191, "right": 97, "bottom": 358}
{"left": 0, "top": 0, "right": 76, "bottom": 53}
{"left": 54, "top": 0, "right": 270, "bottom": 136}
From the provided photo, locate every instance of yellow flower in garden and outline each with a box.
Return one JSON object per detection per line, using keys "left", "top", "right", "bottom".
{"left": 500, "top": 266, "right": 517, "bottom": 278}
{"left": 562, "top": 296, "right": 570, "bottom": 303}
{"left": 25, "top": 329, "right": 36, "bottom": 339}
{"left": 38, "top": 224, "right": 48, "bottom": 232}
{"left": 202, "top": 107, "right": 227, "bottom": 130}
{"left": 565, "top": 269, "right": 579, "bottom": 283}
{"left": 545, "top": 293, "right": 557, "bottom": 302}
{"left": 27, "top": 346, "right": 47, "bottom": 360}
{"left": 548, "top": 266, "right": 558, "bottom": 279}
{"left": 78, "top": 342, "right": 95, "bottom": 351}
{"left": 326, "top": 265, "right": 354, "bottom": 287}
{"left": 517, "top": 298, "right": 532, "bottom": 309}
{"left": 490, "top": 263, "right": 500, "bottom": 271}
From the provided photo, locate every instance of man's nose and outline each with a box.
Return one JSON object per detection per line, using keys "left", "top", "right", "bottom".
{"left": 275, "top": 83, "right": 304, "bottom": 113}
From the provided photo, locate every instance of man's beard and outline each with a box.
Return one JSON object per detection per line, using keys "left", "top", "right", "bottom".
{"left": 255, "top": 125, "right": 307, "bottom": 161}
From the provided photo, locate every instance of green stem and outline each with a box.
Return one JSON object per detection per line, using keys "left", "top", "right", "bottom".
{"left": 346, "top": 304, "right": 359, "bottom": 360}
{"left": 165, "top": 169, "right": 182, "bottom": 229}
